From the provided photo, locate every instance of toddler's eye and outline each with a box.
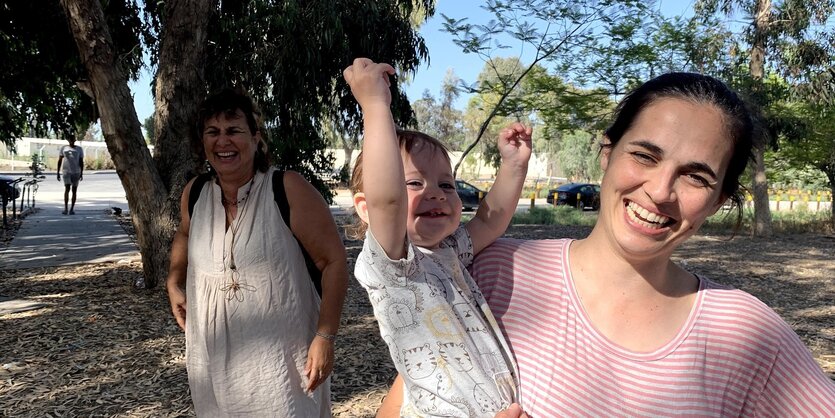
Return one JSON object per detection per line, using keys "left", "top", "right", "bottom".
{"left": 440, "top": 183, "right": 455, "bottom": 190}
{"left": 406, "top": 180, "right": 423, "bottom": 189}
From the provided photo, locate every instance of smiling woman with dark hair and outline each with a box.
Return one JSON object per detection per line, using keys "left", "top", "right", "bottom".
{"left": 165, "top": 88, "right": 348, "bottom": 416}
{"left": 377, "top": 73, "right": 835, "bottom": 417}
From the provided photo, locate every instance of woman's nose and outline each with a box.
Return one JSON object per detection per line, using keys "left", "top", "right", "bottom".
{"left": 644, "top": 168, "right": 677, "bottom": 204}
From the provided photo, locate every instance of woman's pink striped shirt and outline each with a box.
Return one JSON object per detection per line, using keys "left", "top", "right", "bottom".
{"left": 472, "top": 238, "right": 835, "bottom": 417}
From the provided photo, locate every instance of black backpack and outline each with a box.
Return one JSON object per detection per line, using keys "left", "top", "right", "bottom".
{"left": 188, "top": 170, "right": 323, "bottom": 296}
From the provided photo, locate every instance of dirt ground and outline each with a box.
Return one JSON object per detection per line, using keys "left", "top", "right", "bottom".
{"left": 1, "top": 219, "right": 833, "bottom": 417}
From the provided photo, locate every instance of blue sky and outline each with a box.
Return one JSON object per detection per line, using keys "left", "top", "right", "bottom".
{"left": 129, "top": 0, "right": 696, "bottom": 122}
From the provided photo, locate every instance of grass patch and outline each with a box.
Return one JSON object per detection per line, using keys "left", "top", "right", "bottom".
{"left": 702, "top": 206, "right": 833, "bottom": 234}
{"left": 511, "top": 206, "right": 597, "bottom": 226}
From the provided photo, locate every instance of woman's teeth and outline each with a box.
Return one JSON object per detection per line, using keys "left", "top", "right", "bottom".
{"left": 626, "top": 201, "right": 671, "bottom": 229}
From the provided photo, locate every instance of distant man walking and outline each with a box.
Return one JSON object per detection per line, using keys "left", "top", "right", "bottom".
{"left": 57, "top": 138, "right": 84, "bottom": 215}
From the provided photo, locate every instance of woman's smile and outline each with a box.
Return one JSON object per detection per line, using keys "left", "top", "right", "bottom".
{"left": 625, "top": 200, "right": 674, "bottom": 230}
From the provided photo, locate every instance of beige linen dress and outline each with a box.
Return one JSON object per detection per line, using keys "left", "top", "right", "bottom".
{"left": 186, "top": 168, "right": 330, "bottom": 416}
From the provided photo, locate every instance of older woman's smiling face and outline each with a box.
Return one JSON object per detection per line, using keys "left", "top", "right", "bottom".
{"left": 597, "top": 97, "right": 733, "bottom": 260}
{"left": 202, "top": 110, "right": 260, "bottom": 179}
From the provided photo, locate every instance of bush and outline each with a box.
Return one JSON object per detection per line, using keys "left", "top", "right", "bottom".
{"left": 512, "top": 206, "right": 597, "bottom": 226}
{"left": 85, "top": 154, "right": 115, "bottom": 170}
{"left": 702, "top": 206, "right": 833, "bottom": 234}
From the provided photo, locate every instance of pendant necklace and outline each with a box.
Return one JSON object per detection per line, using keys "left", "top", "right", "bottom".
{"left": 220, "top": 175, "right": 257, "bottom": 302}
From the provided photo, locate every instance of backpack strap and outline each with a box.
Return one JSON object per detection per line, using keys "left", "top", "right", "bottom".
{"left": 272, "top": 170, "right": 323, "bottom": 297}
{"left": 272, "top": 170, "right": 291, "bottom": 228}
{"left": 187, "top": 172, "right": 213, "bottom": 217}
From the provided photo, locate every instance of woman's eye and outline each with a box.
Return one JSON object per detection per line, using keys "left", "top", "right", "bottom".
{"left": 630, "top": 152, "right": 656, "bottom": 164}
{"left": 684, "top": 173, "right": 711, "bottom": 188}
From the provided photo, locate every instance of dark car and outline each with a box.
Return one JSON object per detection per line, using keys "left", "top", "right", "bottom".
{"left": 0, "top": 175, "right": 21, "bottom": 203}
{"left": 456, "top": 180, "right": 485, "bottom": 211}
{"left": 547, "top": 182, "right": 600, "bottom": 210}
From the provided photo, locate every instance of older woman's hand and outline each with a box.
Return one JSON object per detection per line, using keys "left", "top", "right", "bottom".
{"left": 304, "top": 335, "right": 335, "bottom": 392}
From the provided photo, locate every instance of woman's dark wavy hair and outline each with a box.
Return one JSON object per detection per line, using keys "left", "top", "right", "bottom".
{"left": 344, "top": 129, "right": 451, "bottom": 240}
{"left": 196, "top": 87, "right": 270, "bottom": 173}
{"left": 603, "top": 72, "right": 754, "bottom": 231}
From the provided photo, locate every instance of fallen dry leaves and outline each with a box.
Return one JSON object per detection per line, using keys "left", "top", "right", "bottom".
{"left": 1, "top": 220, "right": 832, "bottom": 417}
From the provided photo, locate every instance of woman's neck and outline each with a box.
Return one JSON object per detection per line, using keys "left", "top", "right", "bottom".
{"left": 569, "top": 231, "right": 700, "bottom": 353}
{"left": 571, "top": 227, "right": 691, "bottom": 298}
{"left": 217, "top": 170, "right": 256, "bottom": 192}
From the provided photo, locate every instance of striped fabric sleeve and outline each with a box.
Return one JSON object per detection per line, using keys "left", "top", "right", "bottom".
{"left": 755, "top": 319, "right": 835, "bottom": 416}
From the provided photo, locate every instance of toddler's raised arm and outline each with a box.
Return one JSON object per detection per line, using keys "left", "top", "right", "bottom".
{"left": 466, "top": 122, "right": 532, "bottom": 254}
{"left": 344, "top": 58, "right": 407, "bottom": 259}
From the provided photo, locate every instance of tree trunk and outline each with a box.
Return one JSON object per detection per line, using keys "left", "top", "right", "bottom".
{"left": 154, "top": 0, "right": 212, "bottom": 201}
{"left": 749, "top": 0, "right": 774, "bottom": 237}
{"left": 751, "top": 138, "right": 772, "bottom": 236}
{"left": 825, "top": 157, "right": 835, "bottom": 229}
{"left": 61, "top": 0, "right": 172, "bottom": 288}
{"left": 340, "top": 135, "right": 354, "bottom": 186}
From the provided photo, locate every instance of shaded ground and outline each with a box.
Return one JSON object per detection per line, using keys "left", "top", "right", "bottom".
{"left": 1, "top": 220, "right": 833, "bottom": 417}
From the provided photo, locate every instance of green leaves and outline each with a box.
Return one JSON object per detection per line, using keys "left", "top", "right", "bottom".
{"left": 199, "top": 0, "right": 432, "bottom": 198}
{"left": 0, "top": 0, "right": 146, "bottom": 146}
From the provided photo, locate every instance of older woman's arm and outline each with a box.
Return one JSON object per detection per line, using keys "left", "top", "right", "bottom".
{"left": 165, "top": 179, "right": 194, "bottom": 331}
{"left": 284, "top": 170, "right": 349, "bottom": 392}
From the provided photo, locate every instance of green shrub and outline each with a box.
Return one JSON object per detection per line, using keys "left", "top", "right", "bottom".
{"left": 85, "top": 154, "right": 115, "bottom": 170}
{"left": 512, "top": 206, "right": 597, "bottom": 226}
{"left": 702, "top": 206, "right": 833, "bottom": 234}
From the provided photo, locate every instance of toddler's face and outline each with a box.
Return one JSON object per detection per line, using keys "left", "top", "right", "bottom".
{"left": 402, "top": 146, "right": 462, "bottom": 248}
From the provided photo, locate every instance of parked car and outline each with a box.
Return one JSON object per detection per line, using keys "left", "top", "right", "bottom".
{"left": 456, "top": 179, "right": 485, "bottom": 211}
{"left": 0, "top": 175, "right": 21, "bottom": 202}
{"left": 546, "top": 182, "right": 600, "bottom": 210}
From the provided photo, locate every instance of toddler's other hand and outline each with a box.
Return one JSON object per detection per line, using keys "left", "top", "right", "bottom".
{"left": 498, "top": 122, "right": 533, "bottom": 167}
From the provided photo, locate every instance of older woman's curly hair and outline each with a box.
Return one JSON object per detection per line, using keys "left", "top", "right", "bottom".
{"left": 196, "top": 87, "right": 270, "bottom": 173}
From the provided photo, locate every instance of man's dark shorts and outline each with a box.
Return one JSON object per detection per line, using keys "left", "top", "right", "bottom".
{"left": 63, "top": 173, "right": 81, "bottom": 187}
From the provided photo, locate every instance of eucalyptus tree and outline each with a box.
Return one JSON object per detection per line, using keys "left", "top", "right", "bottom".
{"left": 412, "top": 69, "right": 466, "bottom": 150}
{"left": 695, "top": 0, "right": 835, "bottom": 236}
{"left": 441, "top": 0, "right": 649, "bottom": 177}
{"left": 0, "top": 0, "right": 144, "bottom": 148}
{"left": 556, "top": 130, "right": 603, "bottom": 182}
{"left": 770, "top": 99, "right": 835, "bottom": 225}
{"left": 53, "top": 0, "right": 433, "bottom": 287}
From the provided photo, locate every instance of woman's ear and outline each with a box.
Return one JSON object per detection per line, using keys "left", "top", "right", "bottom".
{"left": 353, "top": 192, "right": 369, "bottom": 224}
{"left": 709, "top": 193, "right": 728, "bottom": 216}
{"left": 600, "top": 135, "right": 613, "bottom": 171}
{"left": 255, "top": 130, "right": 265, "bottom": 147}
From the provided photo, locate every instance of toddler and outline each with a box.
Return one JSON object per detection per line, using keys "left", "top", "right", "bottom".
{"left": 344, "top": 58, "right": 532, "bottom": 417}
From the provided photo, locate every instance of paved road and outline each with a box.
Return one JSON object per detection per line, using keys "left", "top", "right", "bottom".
{"left": 1, "top": 171, "right": 138, "bottom": 271}
{"left": 3, "top": 170, "right": 554, "bottom": 214}
{"left": 14, "top": 171, "right": 130, "bottom": 211}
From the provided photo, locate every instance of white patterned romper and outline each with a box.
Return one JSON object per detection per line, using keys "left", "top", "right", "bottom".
{"left": 355, "top": 227, "right": 518, "bottom": 418}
